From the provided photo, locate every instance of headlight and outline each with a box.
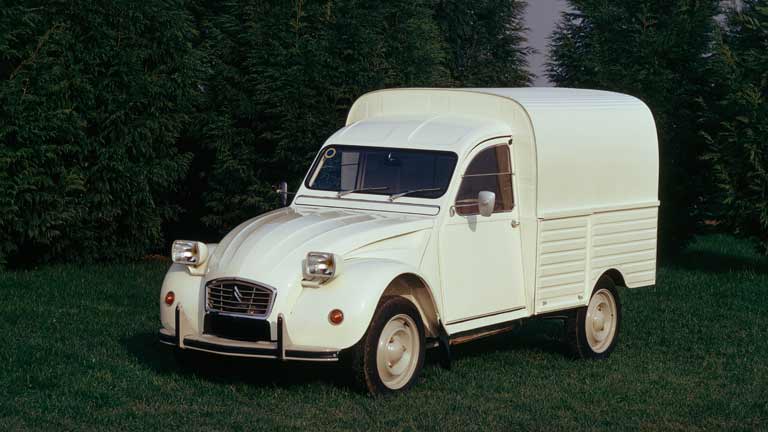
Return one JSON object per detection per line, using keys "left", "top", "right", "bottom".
{"left": 172, "top": 240, "right": 209, "bottom": 266}
{"left": 303, "top": 252, "right": 341, "bottom": 282}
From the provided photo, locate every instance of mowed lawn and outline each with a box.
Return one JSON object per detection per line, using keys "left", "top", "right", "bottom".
{"left": 1, "top": 235, "right": 766, "bottom": 431}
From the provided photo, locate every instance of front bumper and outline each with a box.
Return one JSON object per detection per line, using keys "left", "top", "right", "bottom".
{"left": 159, "top": 306, "right": 339, "bottom": 362}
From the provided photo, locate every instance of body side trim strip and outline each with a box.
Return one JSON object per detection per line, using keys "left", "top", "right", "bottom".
{"left": 445, "top": 306, "right": 526, "bottom": 326}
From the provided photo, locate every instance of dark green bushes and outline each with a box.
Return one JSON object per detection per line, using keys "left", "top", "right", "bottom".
{"left": 8, "top": 0, "right": 763, "bottom": 265}
{"left": 191, "top": 0, "right": 450, "bottom": 232}
{"left": 703, "top": 1, "right": 768, "bottom": 252}
{"left": 0, "top": 0, "right": 201, "bottom": 265}
{"left": 192, "top": 0, "right": 534, "bottom": 234}
{"left": 435, "top": 0, "right": 532, "bottom": 86}
{"left": 0, "top": 1, "right": 534, "bottom": 265}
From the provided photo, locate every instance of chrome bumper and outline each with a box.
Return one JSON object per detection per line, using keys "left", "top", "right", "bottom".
{"left": 159, "top": 306, "right": 339, "bottom": 362}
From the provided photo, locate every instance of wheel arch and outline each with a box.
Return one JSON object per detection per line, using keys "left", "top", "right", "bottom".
{"left": 288, "top": 259, "right": 439, "bottom": 350}
{"left": 598, "top": 268, "right": 627, "bottom": 289}
{"left": 382, "top": 273, "right": 441, "bottom": 339}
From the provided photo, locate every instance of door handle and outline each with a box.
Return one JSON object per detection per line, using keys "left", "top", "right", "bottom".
{"left": 510, "top": 219, "right": 520, "bottom": 228}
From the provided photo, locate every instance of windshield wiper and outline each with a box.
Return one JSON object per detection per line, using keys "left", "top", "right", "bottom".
{"left": 389, "top": 188, "right": 442, "bottom": 201}
{"left": 337, "top": 186, "right": 389, "bottom": 198}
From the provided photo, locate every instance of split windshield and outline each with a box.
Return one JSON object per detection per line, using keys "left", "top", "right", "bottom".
{"left": 306, "top": 145, "right": 458, "bottom": 200}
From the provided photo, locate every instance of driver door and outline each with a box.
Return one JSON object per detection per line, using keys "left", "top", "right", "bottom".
{"left": 438, "top": 141, "right": 526, "bottom": 324}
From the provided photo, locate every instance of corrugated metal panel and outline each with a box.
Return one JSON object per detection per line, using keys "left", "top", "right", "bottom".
{"left": 590, "top": 208, "right": 658, "bottom": 287}
{"left": 535, "top": 207, "right": 658, "bottom": 315}
{"left": 535, "top": 217, "right": 589, "bottom": 312}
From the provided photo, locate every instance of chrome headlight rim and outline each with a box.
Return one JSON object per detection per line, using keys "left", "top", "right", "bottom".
{"left": 303, "top": 251, "right": 341, "bottom": 282}
{"left": 171, "top": 240, "right": 209, "bottom": 266}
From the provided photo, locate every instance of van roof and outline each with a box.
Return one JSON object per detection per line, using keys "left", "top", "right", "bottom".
{"left": 468, "top": 87, "right": 645, "bottom": 109}
{"left": 327, "top": 113, "right": 511, "bottom": 153}
{"left": 338, "top": 88, "right": 651, "bottom": 154}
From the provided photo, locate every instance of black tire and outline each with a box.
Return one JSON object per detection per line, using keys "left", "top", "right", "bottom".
{"left": 346, "top": 296, "right": 426, "bottom": 395}
{"left": 567, "top": 275, "right": 621, "bottom": 359}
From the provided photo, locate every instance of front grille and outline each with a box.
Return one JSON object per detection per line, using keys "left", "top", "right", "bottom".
{"left": 206, "top": 279, "right": 275, "bottom": 318}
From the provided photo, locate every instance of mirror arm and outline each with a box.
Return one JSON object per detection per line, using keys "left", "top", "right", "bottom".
{"left": 274, "top": 181, "right": 289, "bottom": 206}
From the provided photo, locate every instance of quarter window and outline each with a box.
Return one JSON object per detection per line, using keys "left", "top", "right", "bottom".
{"left": 454, "top": 145, "right": 514, "bottom": 216}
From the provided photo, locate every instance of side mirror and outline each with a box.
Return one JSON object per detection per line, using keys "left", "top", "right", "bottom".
{"left": 275, "top": 181, "right": 289, "bottom": 207}
{"left": 478, "top": 191, "right": 496, "bottom": 217}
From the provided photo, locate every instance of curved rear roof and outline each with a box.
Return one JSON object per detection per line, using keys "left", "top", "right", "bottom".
{"left": 469, "top": 87, "right": 645, "bottom": 109}
{"left": 345, "top": 87, "right": 654, "bottom": 154}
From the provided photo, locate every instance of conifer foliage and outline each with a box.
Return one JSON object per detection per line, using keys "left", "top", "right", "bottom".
{"left": 191, "top": 0, "right": 450, "bottom": 232}
{"left": 435, "top": 0, "right": 533, "bottom": 86}
{"left": 0, "top": 1, "right": 535, "bottom": 265}
{"left": 0, "top": 0, "right": 201, "bottom": 265}
{"left": 703, "top": 0, "right": 768, "bottom": 251}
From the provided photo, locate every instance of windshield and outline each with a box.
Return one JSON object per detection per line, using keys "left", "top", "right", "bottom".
{"left": 306, "top": 145, "right": 458, "bottom": 199}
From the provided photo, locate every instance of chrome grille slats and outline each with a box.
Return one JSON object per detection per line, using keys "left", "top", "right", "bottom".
{"left": 212, "top": 298, "right": 270, "bottom": 306}
{"left": 205, "top": 279, "right": 275, "bottom": 318}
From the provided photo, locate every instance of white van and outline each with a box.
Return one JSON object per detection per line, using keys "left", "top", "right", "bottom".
{"left": 159, "top": 88, "right": 659, "bottom": 394}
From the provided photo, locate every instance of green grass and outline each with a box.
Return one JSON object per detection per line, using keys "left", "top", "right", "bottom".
{"left": 1, "top": 235, "right": 767, "bottom": 431}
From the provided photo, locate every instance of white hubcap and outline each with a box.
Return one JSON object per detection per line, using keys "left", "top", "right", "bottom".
{"left": 585, "top": 289, "right": 617, "bottom": 353}
{"left": 376, "top": 314, "right": 419, "bottom": 390}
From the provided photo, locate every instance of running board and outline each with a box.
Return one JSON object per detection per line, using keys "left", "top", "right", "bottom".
{"left": 432, "top": 317, "right": 522, "bottom": 370}
{"left": 448, "top": 319, "right": 522, "bottom": 346}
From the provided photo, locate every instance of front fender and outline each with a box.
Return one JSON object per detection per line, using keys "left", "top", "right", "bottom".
{"left": 159, "top": 244, "right": 217, "bottom": 334}
{"left": 287, "top": 258, "right": 429, "bottom": 350}
{"left": 159, "top": 264, "right": 203, "bottom": 334}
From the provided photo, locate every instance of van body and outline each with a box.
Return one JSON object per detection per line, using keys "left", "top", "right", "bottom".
{"left": 159, "top": 88, "right": 659, "bottom": 394}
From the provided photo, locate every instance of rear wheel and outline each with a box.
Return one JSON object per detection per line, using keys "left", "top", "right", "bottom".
{"left": 567, "top": 276, "right": 621, "bottom": 359}
{"left": 348, "top": 296, "right": 425, "bottom": 395}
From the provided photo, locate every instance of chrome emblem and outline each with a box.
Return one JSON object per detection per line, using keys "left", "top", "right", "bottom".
{"left": 233, "top": 285, "right": 244, "bottom": 303}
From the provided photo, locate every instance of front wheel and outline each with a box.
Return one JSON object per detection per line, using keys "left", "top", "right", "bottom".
{"left": 567, "top": 276, "right": 621, "bottom": 359}
{"left": 347, "top": 296, "right": 426, "bottom": 395}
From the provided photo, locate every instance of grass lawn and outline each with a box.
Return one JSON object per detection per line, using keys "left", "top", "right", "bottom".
{"left": 1, "top": 235, "right": 766, "bottom": 431}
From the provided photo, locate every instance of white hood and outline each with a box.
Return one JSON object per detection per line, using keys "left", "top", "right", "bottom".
{"left": 205, "top": 206, "right": 434, "bottom": 290}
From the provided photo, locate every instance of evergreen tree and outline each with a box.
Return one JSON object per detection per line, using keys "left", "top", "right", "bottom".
{"left": 0, "top": 0, "right": 536, "bottom": 264}
{"left": 547, "top": 0, "right": 720, "bottom": 257}
{"left": 703, "top": 0, "right": 768, "bottom": 252}
{"left": 191, "top": 0, "right": 449, "bottom": 233}
{"left": 435, "top": 0, "right": 533, "bottom": 86}
{"left": 0, "top": 0, "right": 202, "bottom": 265}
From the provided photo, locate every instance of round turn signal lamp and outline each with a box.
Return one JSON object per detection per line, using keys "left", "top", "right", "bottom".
{"left": 329, "top": 309, "right": 344, "bottom": 325}
{"left": 164, "top": 291, "right": 175, "bottom": 306}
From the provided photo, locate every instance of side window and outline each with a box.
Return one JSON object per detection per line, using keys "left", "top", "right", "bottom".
{"left": 454, "top": 145, "right": 514, "bottom": 216}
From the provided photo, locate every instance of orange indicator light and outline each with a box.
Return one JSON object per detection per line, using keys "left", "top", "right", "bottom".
{"left": 329, "top": 309, "right": 344, "bottom": 325}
